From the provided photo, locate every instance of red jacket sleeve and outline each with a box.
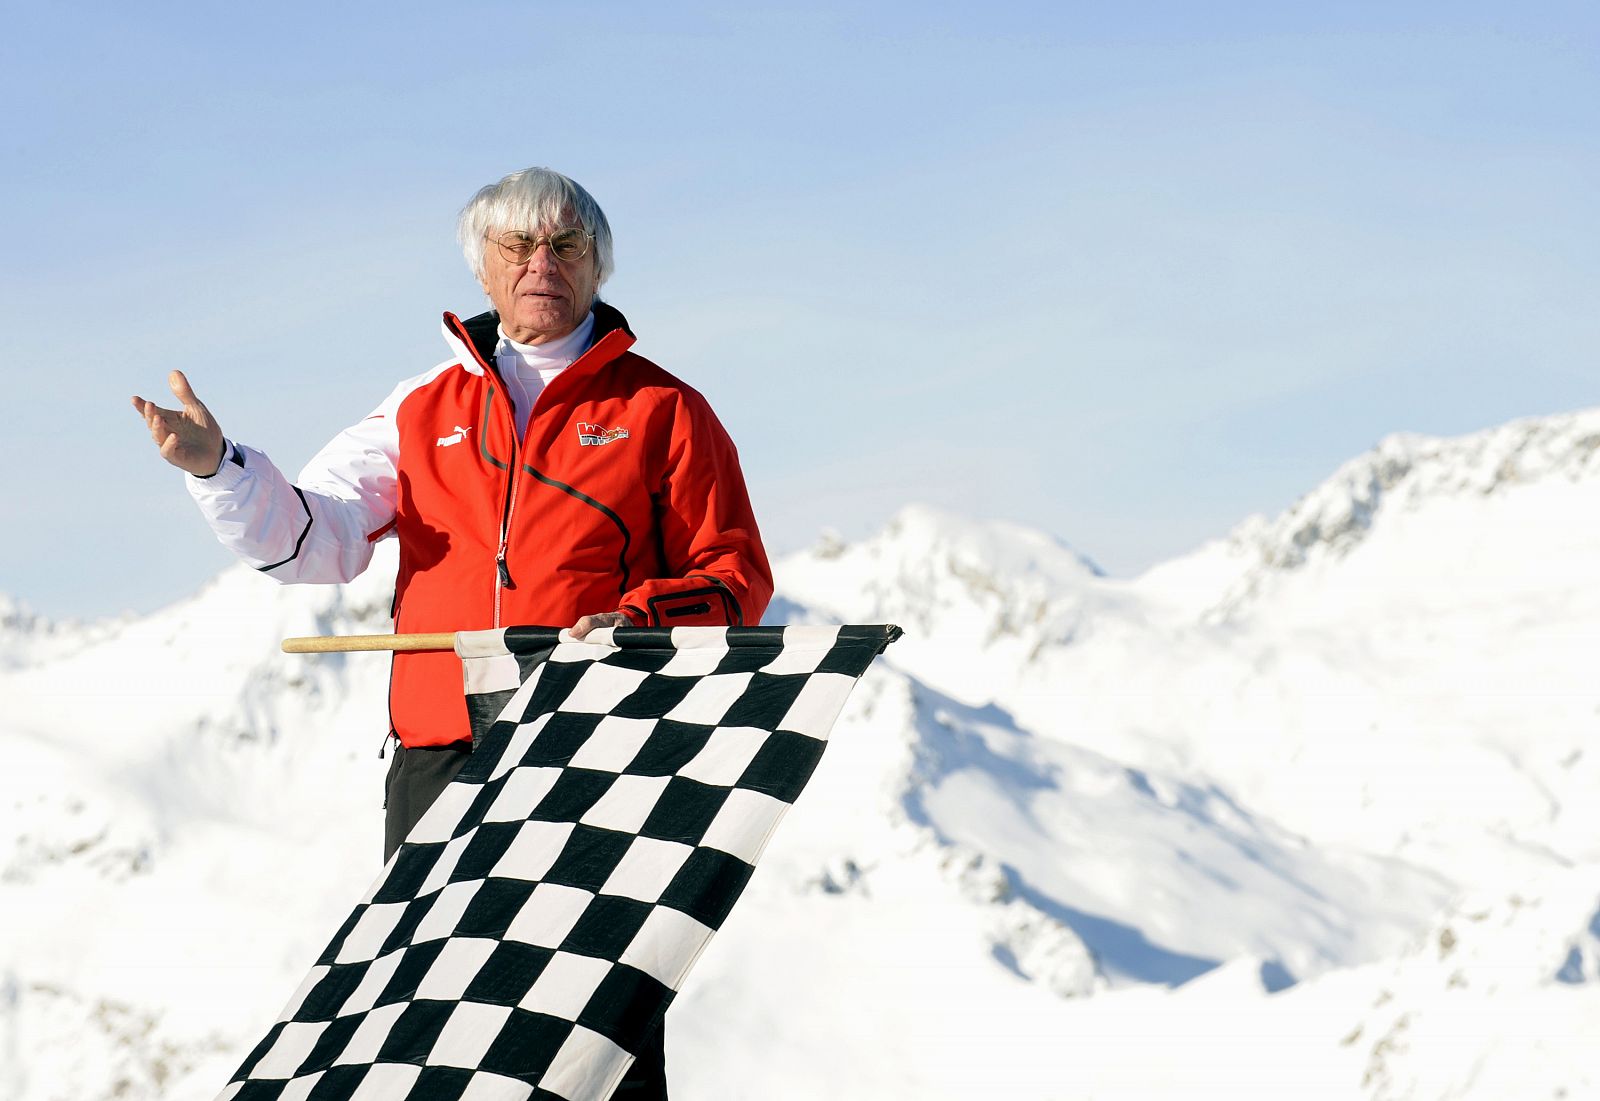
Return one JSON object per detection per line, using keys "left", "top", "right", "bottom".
{"left": 619, "top": 387, "right": 773, "bottom": 627}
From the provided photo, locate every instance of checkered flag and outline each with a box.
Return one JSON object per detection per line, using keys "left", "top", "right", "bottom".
{"left": 221, "top": 624, "right": 900, "bottom": 1101}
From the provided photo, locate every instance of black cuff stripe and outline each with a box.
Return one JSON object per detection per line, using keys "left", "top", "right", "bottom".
{"left": 257, "top": 487, "right": 314, "bottom": 572}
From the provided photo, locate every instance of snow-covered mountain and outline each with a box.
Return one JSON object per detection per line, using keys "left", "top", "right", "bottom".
{"left": 6, "top": 409, "right": 1600, "bottom": 1099}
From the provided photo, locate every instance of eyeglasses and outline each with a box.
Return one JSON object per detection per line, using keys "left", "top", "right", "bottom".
{"left": 490, "top": 228, "right": 594, "bottom": 265}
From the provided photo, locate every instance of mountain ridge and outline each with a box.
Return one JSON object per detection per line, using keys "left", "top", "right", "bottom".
{"left": 6, "top": 407, "right": 1600, "bottom": 1098}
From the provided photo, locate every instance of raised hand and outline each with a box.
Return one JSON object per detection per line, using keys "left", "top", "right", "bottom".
{"left": 131, "top": 370, "right": 226, "bottom": 476}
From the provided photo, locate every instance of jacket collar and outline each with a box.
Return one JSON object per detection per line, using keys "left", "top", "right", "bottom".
{"left": 440, "top": 301, "right": 636, "bottom": 378}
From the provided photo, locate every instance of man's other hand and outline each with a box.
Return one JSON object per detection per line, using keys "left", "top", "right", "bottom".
{"left": 131, "top": 370, "right": 226, "bottom": 477}
{"left": 570, "top": 611, "right": 633, "bottom": 640}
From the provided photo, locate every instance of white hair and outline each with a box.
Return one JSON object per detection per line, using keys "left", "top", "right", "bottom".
{"left": 456, "top": 167, "right": 614, "bottom": 289}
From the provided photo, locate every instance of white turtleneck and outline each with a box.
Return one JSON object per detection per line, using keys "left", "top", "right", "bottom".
{"left": 495, "top": 311, "right": 597, "bottom": 440}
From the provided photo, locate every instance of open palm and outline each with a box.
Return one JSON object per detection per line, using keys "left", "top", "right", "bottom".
{"left": 131, "top": 370, "right": 225, "bottom": 477}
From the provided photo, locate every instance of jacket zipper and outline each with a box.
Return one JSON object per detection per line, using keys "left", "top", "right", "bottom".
{"left": 489, "top": 331, "right": 608, "bottom": 625}
{"left": 494, "top": 411, "right": 520, "bottom": 626}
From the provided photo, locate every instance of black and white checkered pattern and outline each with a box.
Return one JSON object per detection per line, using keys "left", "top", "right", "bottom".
{"left": 220, "top": 624, "right": 900, "bottom": 1101}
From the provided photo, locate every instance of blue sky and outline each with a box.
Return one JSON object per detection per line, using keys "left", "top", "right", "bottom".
{"left": 3, "top": 2, "right": 1597, "bottom": 617}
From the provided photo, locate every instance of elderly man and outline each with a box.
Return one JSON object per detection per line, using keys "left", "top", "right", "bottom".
{"left": 132, "top": 166, "right": 772, "bottom": 1098}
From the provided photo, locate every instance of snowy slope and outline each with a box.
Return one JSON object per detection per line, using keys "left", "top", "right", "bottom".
{"left": 6, "top": 410, "right": 1600, "bottom": 1099}
{"left": 1, "top": 560, "right": 398, "bottom": 1099}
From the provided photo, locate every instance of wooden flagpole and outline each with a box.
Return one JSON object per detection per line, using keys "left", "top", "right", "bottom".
{"left": 281, "top": 633, "right": 458, "bottom": 653}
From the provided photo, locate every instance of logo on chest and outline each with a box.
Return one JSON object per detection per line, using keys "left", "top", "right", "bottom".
{"left": 436, "top": 425, "right": 472, "bottom": 447}
{"left": 577, "top": 421, "right": 630, "bottom": 447}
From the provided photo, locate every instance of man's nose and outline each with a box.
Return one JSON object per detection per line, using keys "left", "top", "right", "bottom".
{"left": 526, "top": 242, "right": 559, "bottom": 272}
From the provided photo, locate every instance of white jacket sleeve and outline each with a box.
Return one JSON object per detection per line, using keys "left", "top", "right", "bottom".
{"left": 184, "top": 397, "right": 402, "bottom": 584}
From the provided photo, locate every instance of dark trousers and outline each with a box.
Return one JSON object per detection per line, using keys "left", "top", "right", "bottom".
{"left": 384, "top": 742, "right": 668, "bottom": 1098}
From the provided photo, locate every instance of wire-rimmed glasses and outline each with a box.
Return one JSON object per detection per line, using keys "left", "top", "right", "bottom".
{"left": 490, "top": 228, "right": 594, "bottom": 265}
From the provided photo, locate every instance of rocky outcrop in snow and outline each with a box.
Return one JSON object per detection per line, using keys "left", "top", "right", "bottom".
{"left": 1174, "top": 409, "right": 1600, "bottom": 619}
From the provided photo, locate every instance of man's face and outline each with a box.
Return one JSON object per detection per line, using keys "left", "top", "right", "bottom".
{"left": 480, "top": 221, "right": 599, "bottom": 345}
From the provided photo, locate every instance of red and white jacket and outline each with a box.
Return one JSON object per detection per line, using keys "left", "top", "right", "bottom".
{"left": 188, "top": 303, "right": 773, "bottom": 747}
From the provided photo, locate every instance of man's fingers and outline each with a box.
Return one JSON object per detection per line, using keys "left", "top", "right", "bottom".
{"left": 571, "top": 614, "right": 612, "bottom": 640}
{"left": 134, "top": 396, "right": 167, "bottom": 424}
{"left": 168, "top": 369, "right": 213, "bottom": 422}
{"left": 143, "top": 404, "right": 173, "bottom": 438}
{"left": 135, "top": 396, "right": 180, "bottom": 426}
{"left": 570, "top": 611, "right": 630, "bottom": 640}
{"left": 168, "top": 369, "right": 197, "bottom": 405}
